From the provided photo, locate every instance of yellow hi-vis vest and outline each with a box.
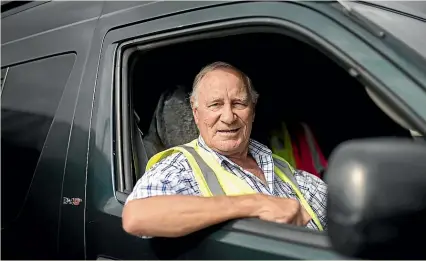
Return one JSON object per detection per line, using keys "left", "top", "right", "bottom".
{"left": 146, "top": 139, "right": 323, "bottom": 231}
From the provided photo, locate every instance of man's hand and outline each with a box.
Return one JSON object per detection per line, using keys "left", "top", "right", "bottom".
{"left": 250, "top": 195, "right": 312, "bottom": 226}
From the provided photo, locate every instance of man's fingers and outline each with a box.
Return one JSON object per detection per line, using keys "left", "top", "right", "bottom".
{"left": 260, "top": 215, "right": 293, "bottom": 224}
{"left": 271, "top": 216, "right": 293, "bottom": 224}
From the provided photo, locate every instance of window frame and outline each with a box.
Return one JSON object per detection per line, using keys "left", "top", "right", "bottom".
{"left": 347, "top": 1, "right": 426, "bottom": 61}
{"left": 114, "top": 21, "right": 426, "bottom": 198}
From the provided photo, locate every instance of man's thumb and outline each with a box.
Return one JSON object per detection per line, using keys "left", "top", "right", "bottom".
{"left": 301, "top": 207, "right": 312, "bottom": 225}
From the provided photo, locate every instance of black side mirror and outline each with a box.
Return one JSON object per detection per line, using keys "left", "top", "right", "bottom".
{"left": 326, "top": 138, "right": 426, "bottom": 260}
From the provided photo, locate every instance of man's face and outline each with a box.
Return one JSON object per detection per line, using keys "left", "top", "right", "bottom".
{"left": 192, "top": 68, "right": 255, "bottom": 155}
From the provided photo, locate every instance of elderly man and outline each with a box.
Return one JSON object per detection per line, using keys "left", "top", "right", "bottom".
{"left": 123, "top": 61, "right": 327, "bottom": 238}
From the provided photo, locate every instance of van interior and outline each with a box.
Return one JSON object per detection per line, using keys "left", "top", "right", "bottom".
{"left": 127, "top": 32, "right": 411, "bottom": 182}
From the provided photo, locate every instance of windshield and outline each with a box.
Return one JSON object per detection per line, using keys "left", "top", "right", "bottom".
{"left": 349, "top": 2, "right": 426, "bottom": 59}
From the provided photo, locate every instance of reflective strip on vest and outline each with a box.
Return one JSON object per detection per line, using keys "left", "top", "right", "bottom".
{"left": 145, "top": 139, "right": 323, "bottom": 231}
{"left": 301, "top": 123, "right": 324, "bottom": 174}
{"left": 270, "top": 123, "right": 296, "bottom": 168}
{"left": 181, "top": 145, "right": 225, "bottom": 196}
{"left": 145, "top": 144, "right": 214, "bottom": 197}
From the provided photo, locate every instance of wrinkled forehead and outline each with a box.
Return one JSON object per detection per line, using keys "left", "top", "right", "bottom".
{"left": 198, "top": 68, "right": 249, "bottom": 100}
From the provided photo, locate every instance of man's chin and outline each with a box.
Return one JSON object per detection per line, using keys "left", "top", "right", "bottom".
{"left": 212, "top": 139, "right": 244, "bottom": 153}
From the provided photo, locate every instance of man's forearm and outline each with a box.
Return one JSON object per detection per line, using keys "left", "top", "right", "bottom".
{"left": 122, "top": 194, "right": 258, "bottom": 237}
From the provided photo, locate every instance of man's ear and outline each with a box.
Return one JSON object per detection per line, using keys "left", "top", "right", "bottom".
{"left": 252, "top": 102, "right": 256, "bottom": 122}
{"left": 190, "top": 98, "right": 199, "bottom": 125}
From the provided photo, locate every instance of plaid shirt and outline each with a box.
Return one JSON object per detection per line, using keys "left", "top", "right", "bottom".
{"left": 127, "top": 136, "right": 327, "bottom": 231}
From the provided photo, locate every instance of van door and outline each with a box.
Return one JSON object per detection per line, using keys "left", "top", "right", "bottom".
{"left": 86, "top": 1, "right": 426, "bottom": 260}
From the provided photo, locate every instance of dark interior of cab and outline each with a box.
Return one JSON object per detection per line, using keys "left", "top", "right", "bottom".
{"left": 128, "top": 32, "right": 411, "bottom": 182}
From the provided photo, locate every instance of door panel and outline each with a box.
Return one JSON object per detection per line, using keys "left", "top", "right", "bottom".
{"left": 1, "top": 54, "right": 76, "bottom": 260}
{"left": 185, "top": 231, "right": 340, "bottom": 260}
{"left": 181, "top": 219, "right": 343, "bottom": 260}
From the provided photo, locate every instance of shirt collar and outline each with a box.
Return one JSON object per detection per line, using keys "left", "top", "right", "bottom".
{"left": 196, "top": 135, "right": 276, "bottom": 192}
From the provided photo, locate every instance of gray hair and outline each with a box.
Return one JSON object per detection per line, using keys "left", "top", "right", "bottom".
{"left": 190, "top": 61, "right": 259, "bottom": 108}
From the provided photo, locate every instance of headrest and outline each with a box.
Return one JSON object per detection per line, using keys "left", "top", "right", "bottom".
{"left": 143, "top": 85, "right": 199, "bottom": 156}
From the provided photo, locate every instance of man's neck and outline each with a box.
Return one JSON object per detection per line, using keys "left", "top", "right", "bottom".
{"left": 226, "top": 150, "right": 250, "bottom": 163}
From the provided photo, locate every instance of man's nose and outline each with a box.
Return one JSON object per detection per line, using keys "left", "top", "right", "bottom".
{"left": 220, "top": 104, "right": 235, "bottom": 124}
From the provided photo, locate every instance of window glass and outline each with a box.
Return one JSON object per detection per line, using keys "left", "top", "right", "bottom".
{"left": 1, "top": 54, "right": 75, "bottom": 228}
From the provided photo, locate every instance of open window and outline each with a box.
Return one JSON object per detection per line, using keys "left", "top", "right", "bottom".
{"left": 109, "top": 32, "right": 426, "bottom": 261}
{"left": 114, "top": 26, "right": 416, "bottom": 198}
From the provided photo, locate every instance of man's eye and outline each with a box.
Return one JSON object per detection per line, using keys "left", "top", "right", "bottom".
{"left": 234, "top": 102, "right": 247, "bottom": 107}
{"left": 209, "top": 103, "right": 219, "bottom": 107}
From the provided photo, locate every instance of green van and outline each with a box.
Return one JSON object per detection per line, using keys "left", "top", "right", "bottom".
{"left": 2, "top": 1, "right": 426, "bottom": 259}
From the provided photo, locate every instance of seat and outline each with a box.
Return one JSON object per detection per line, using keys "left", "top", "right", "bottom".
{"left": 133, "top": 85, "right": 199, "bottom": 179}
{"left": 132, "top": 111, "right": 149, "bottom": 179}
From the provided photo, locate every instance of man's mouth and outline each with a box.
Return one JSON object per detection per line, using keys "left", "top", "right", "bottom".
{"left": 217, "top": 128, "right": 240, "bottom": 133}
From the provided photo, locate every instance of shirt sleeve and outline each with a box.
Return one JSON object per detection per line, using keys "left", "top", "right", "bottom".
{"left": 125, "top": 152, "right": 201, "bottom": 204}
{"left": 124, "top": 153, "right": 201, "bottom": 239}
{"left": 294, "top": 170, "right": 328, "bottom": 231}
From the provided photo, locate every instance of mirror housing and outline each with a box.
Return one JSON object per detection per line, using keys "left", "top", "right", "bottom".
{"left": 326, "top": 138, "right": 426, "bottom": 260}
